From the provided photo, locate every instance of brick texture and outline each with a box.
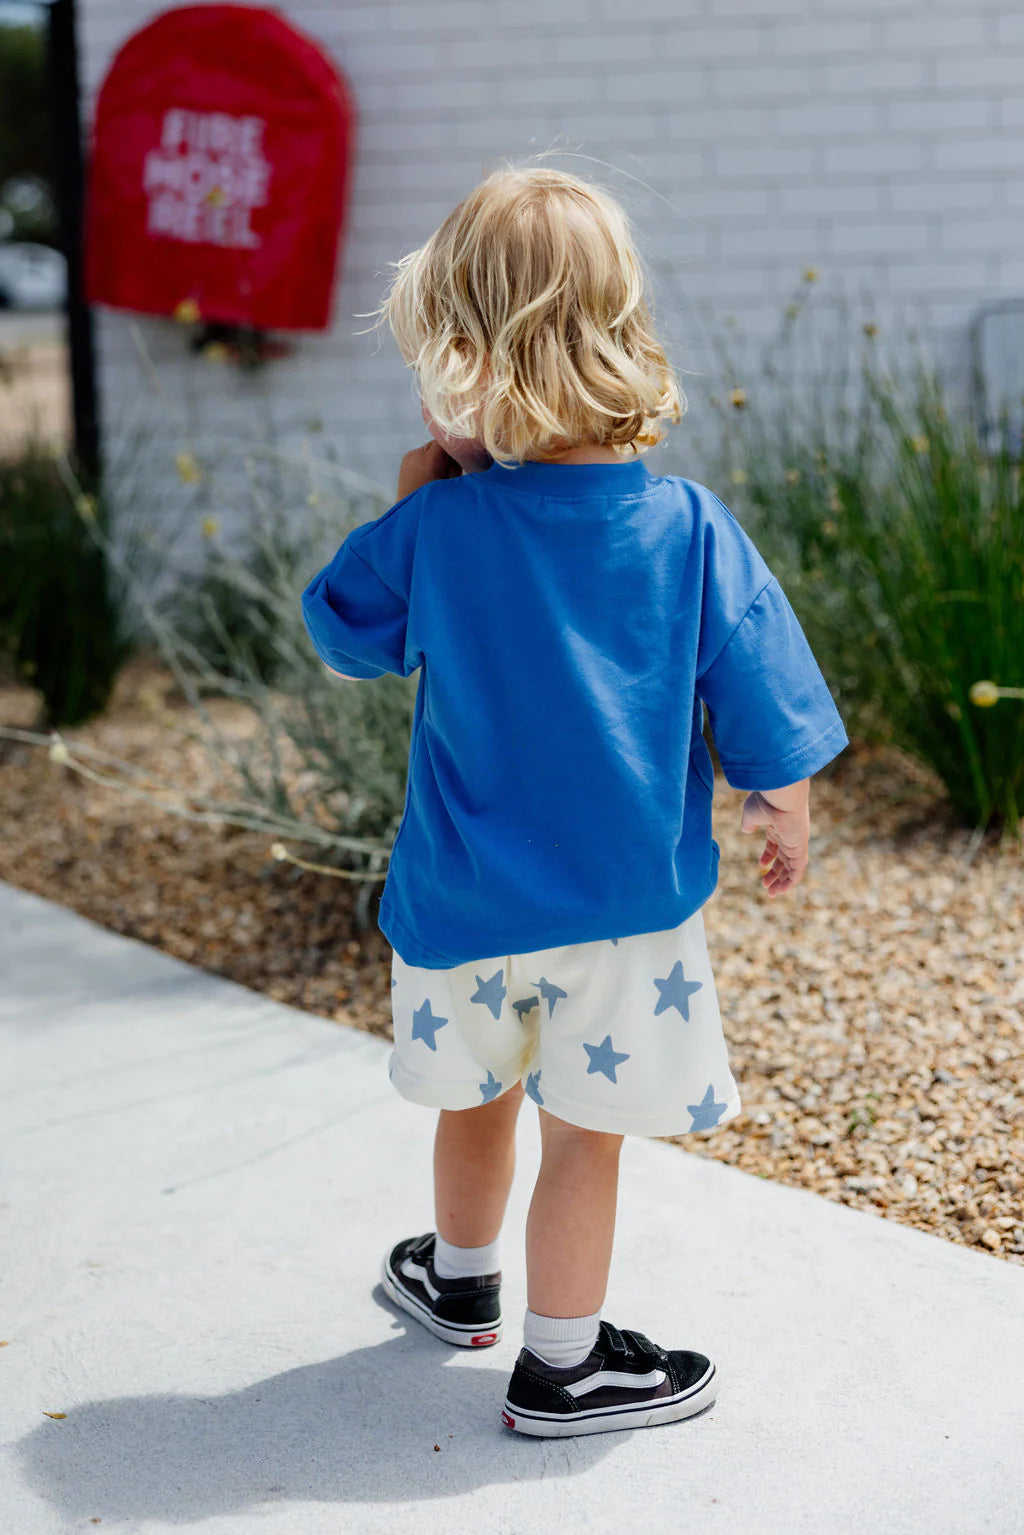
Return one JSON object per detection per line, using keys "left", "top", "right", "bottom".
{"left": 78, "top": 0, "right": 1023, "bottom": 488}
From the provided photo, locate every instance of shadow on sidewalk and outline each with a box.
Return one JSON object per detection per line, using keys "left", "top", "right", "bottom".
{"left": 16, "top": 1288, "right": 615, "bottom": 1523}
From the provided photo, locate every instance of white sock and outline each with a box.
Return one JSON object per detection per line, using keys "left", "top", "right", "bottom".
{"left": 432, "top": 1233, "right": 501, "bottom": 1279}
{"left": 523, "top": 1307, "right": 601, "bottom": 1369}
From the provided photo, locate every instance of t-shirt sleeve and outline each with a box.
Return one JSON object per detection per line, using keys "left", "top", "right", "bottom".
{"left": 696, "top": 573, "right": 850, "bottom": 790}
{"left": 300, "top": 494, "right": 423, "bottom": 680}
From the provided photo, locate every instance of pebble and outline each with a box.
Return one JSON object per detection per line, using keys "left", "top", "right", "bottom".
{"left": 0, "top": 672, "right": 1021, "bottom": 1268}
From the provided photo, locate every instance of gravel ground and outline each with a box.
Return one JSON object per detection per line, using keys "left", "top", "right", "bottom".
{"left": 1, "top": 654, "right": 1021, "bottom": 1264}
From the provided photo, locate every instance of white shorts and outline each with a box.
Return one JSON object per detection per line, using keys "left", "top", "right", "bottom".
{"left": 388, "top": 909, "right": 742, "bottom": 1138}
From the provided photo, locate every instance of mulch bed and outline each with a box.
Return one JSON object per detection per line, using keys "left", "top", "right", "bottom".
{"left": 1, "top": 653, "right": 1021, "bottom": 1264}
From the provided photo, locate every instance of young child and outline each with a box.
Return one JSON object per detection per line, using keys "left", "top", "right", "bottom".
{"left": 301, "top": 166, "right": 849, "bottom": 1438}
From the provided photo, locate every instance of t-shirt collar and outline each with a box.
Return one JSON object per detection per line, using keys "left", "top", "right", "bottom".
{"left": 478, "top": 455, "right": 654, "bottom": 497}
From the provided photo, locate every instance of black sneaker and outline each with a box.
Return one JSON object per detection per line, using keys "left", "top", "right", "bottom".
{"left": 380, "top": 1232, "right": 502, "bottom": 1348}
{"left": 501, "top": 1318, "right": 717, "bottom": 1437}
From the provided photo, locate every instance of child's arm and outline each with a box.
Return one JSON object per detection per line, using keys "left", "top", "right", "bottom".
{"left": 322, "top": 663, "right": 370, "bottom": 681}
{"left": 738, "top": 777, "right": 811, "bottom": 899}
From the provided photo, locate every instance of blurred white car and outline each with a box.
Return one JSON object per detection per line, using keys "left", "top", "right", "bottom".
{"left": 0, "top": 242, "right": 67, "bottom": 310}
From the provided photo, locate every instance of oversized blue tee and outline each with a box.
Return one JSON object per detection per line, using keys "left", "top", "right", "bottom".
{"left": 301, "top": 456, "right": 849, "bottom": 969}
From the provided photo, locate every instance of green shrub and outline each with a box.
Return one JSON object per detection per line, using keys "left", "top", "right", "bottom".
{"left": 46, "top": 432, "right": 417, "bottom": 908}
{"left": 684, "top": 285, "right": 1024, "bottom": 836}
{"left": 0, "top": 440, "right": 131, "bottom": 726}
{"left": 198, "top": 499, "right": 417, "bottom": 850}
{"left": 837, "top": 369, "right": 1024, "bottom": 834}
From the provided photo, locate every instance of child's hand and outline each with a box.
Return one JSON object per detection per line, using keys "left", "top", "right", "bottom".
{"left": 397, "top": 439, "right": 465, "bottom": 499}
{"left": 421, "top": 400, "right": 494, "bottom": 474}
{"left": 739, "top": 785, "right": 810, "bottom": 898}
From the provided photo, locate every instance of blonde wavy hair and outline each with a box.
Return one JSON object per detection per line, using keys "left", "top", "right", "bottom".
{"left": 365, "top": 164, "right": 686, "bottom": 468}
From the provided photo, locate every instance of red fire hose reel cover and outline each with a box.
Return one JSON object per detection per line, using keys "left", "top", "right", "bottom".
{"left": 83, "top": 4, "right": 356, "bottom": 331}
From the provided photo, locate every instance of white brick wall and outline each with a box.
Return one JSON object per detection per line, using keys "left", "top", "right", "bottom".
{"left": 77, "top": 0, "right": 1024, "bottom": 503}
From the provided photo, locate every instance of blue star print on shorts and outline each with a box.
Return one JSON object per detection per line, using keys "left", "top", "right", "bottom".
{"left": 411, "top": 998, "right": 448, "bottom": 1051}
{"left": 688, "top": 1083, "right": 728, "bottom": 1130}
{"left": 470, "top": 969, "right": 506, "bottom": 1019}
{"left": 530, "top": 976, "right": 568, "bottom": 1016}
{"left": 653, "top": 959, "right": 704, "bottom": 1021}
{"left": 583, "top": 1035, "right": 630, "bottom": 1084}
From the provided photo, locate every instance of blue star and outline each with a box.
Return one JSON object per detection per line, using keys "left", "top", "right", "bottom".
{"left": 530, "top": 975, "right": 568, "bottom": 1017}
{"left": 525, "top": 1070, "right": 544, "bottom": 1105}
{"left": 583, "top": 1035, "right": 630, "bottom": 1084}
{"left": 610, "top": 937, "right": 619, "bottom": 946}
{"left": 653, "top": 959, "right": 704, "bottom": 1021}
{"left": 513, "top": 995, "right": 539, "bottom": 1022}
{"left": 688, "top": 1083, "right": 728, "bottom": 1131}
{"left": 479, "top": 1070, "right": 503, "bottom": 1103}
{"left": 411, "top": 998, "right": 448, "bottom": 1052}
{"left": 391, "top": 977, "right": 397, "bottom": 989}
{"left": 470, "top": 968, "right": 506, "bottom": 1020}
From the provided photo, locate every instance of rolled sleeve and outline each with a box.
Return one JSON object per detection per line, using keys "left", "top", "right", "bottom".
{"left": 301, "top": 540, "right": 411, "bottom": 680}
{"left": 697, "top": 575, "right": 850, "bottom": 790}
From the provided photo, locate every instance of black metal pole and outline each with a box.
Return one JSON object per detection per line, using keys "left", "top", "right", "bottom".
{"left": 46, "top": 0, "right": 101, "bottom": 486}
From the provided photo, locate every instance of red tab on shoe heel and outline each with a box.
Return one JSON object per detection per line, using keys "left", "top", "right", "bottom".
{"left": 471, "top": 1332, "right": 498, "bottom": 1346}
{"left": 501, "top": 1410, "right": 515, "bottom": 1428}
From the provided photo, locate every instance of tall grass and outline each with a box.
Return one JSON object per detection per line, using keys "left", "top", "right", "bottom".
{"left": 683, "top": 282, "right": 1024, "bottom": 836}
{"left": 0, "top": 437, "right": 131, "bottom": 726}
{"left": 26, "top": 426, "right": 420, "bottom": 912}
{"left": 839, "top": 370, "right": 1024, "bottom": 832}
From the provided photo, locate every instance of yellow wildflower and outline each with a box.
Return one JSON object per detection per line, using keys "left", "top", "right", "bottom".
{"left": 821, "top": 518, "right": 838, "bottom": 536}
{"left": 729, "top": 386, "right": 748, "bottom": 409}
{"left": 202, "top": 342, "right": 229, "bottom": 363}
{"left": 201, "top": 516, "right": 220, "bottom": 539}
{"left": 730, "top": 467, "right": 748, "bottom": 485}
{"left": 172, "top": 297, "right": 201, "bottom": 325}
{"left": 306, "top": 491, "right": 321, "bottom": 507}
{"left": 910, "top": 435, "right": 929, "bottom": 454}
{"left": 803, "top": 267, "right": 819, "bottom": 283}
{"left": 863, "top": 322, "right": 878, "bottom": 339}
{"left": 968, "top": 680, "right": 999, "bottom": 707}
{"left": 74, "top": 493, "right": 96, "bottom": 522}
{"left": 176, "top": 451, "right": 203, "bottom": 484}
{"left": 785, "top": 303, "right": 800, "bottom": 320}
{"left": 204, "top": 185, "right": 225, "bottom": 207}
{"left": 785, "top": 468, "right": 801, "bottom": 485}
{"left": 270, "top": 841, "right": 289, "bottom": 861}
{"left": 49, "top": 739, "right": 70, "bottom": 764}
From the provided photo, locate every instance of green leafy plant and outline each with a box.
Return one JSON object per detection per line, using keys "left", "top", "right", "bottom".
{"left": 6, "top": 428, "right": 419, "bottom": 923}
{"left": 0, "top": 439, "right": 131, "bottom": 726}
{"left": 836, "top": 368, "right": 1024, "bottom": 833}
{"left": 676, "top": 279, "right": 1024, "bottom": 837}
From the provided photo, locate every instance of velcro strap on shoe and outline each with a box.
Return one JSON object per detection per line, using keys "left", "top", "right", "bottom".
{"left": 599, "top": 1320, "right": 628, "bottom": 1356}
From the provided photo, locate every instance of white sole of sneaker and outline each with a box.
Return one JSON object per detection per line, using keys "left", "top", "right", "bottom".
{"left": 500, "top": 1361, "right": 717, "bottom": 1436}
{"left": 380, "top": 1252, "right": 503, "bottom": 1348}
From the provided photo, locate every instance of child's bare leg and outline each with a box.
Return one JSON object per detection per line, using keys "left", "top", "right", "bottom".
{"left": 433, "top": 1081, "right": 525, "bottom": 1247}
{"left": 526, "top": 1109, "right": 624, "bottom": 1317}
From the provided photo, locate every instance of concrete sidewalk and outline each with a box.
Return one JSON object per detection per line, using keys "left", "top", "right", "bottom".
{"left": 1, "top": 880, "right": 1022, "bottom": 1535}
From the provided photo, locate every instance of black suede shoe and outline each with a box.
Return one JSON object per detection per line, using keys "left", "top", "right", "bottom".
{"left": 501, "top": 1318, "right": 716, "bottom": 1436}
{"left": 380, "top": 1232, "right": 502, "bottom": 1347}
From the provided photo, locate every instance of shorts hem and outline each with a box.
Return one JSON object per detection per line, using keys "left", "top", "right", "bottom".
{"left": 529, "top": 1087, "right": 744, "bottom": 1140}
{"left": 387, "top": 1051, "right": 530, "bottom": 1110}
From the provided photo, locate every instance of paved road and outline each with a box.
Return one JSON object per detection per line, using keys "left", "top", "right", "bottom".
{"left": 1, "top": 880, "right": 1022, "bottom": 1535}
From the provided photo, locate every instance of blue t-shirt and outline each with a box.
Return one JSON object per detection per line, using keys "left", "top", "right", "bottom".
{"left": 301, "top": 456, "right": 849, "bottom": 969}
